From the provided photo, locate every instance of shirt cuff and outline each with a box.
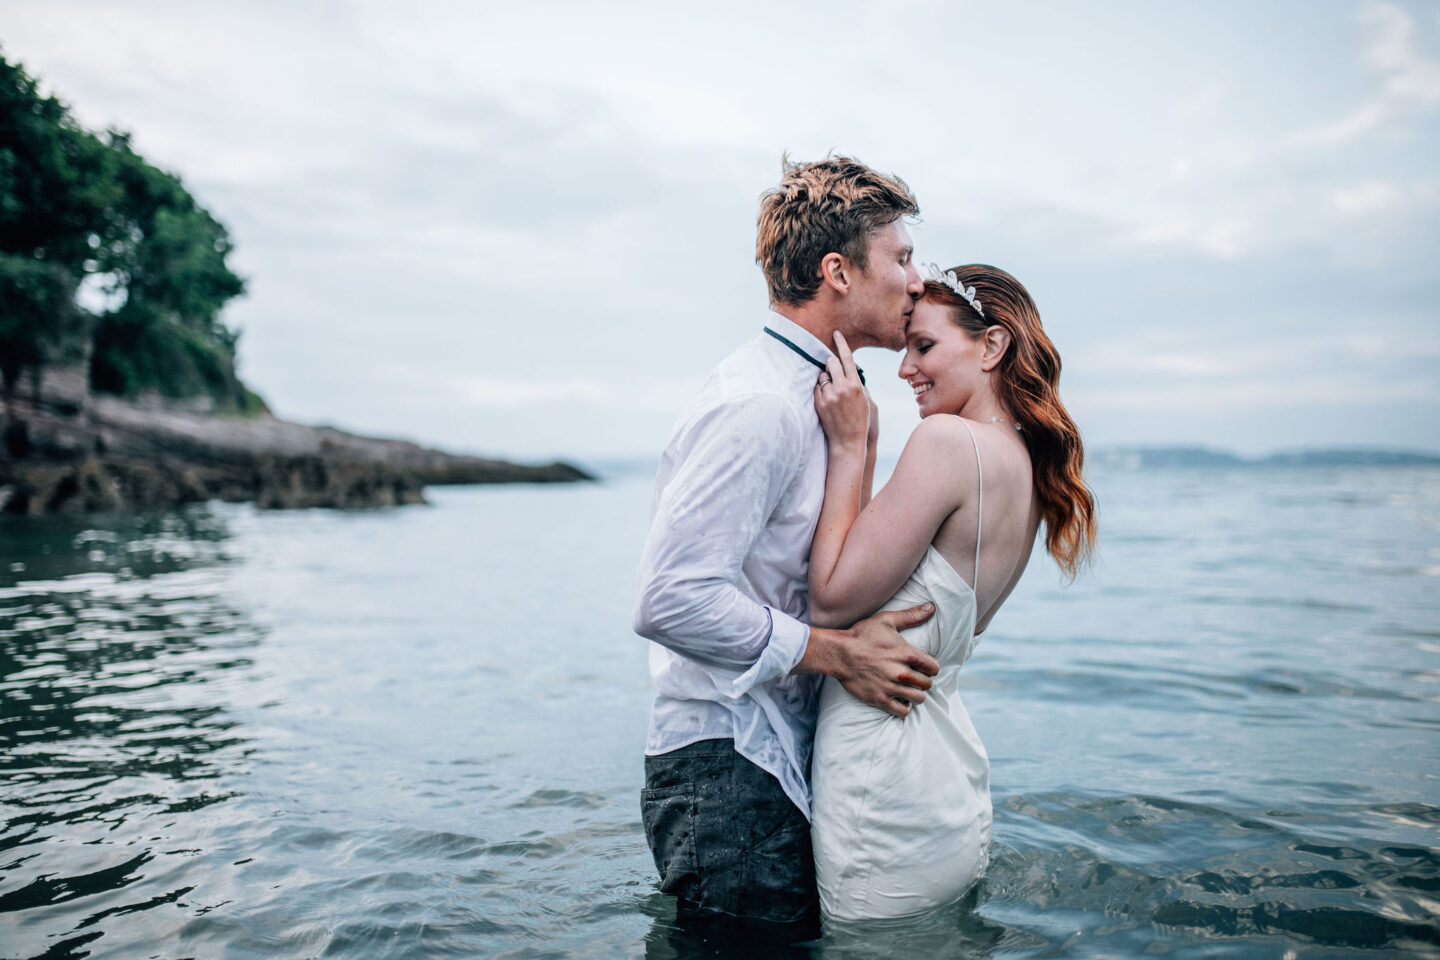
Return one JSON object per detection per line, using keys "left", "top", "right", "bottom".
{"left": 715, "top": 607, "right": 810, "bottom": 698}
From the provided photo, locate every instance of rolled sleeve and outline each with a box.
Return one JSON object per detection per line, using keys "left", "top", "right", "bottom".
{"left": 717, "top": 606, "right": 809, "bottom": 697}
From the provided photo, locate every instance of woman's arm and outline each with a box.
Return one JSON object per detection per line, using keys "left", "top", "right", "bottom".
{"left": 809, "top": 335, "right": 970, "bottom": 627}
{"left": 808, "top": 416, "right": 868, "bottom": 627}
{"left": 860, "top": 391, "right": 879, "bottom": 510}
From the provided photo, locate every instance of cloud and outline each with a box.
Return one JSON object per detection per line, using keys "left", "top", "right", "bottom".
{"left": 1288, "top": 1, "right": 1440, "bottom": 147}
{"left": 1287, "top": 100, "right": 1391, "bottom": 150}
{"left": 1071, "top": 374, "right": 1438, "bottom": 415}
{"left": 1122, "top": 216, "right": 1259, "bottom": 260}
{"left": 5, "top": 0, "right": 1438, "bottom": 458}
{"left": 1332, "top": 180, "right": 1408, "bottom": 215}
{"left": 1365, "top": 0, "right": 1440, "bottom": 103}
{"left": 378, "top": 365, "right": 702, "bottom": 415}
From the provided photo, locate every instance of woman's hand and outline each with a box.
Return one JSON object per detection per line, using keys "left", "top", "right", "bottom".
{"left": 814, "top": 331, "right": 869, "bottom": 452}
{"left": 867, "top": 391, "right": 880, "bottom": 451}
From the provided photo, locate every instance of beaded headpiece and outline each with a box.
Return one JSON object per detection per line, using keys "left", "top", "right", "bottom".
{"left": 923, "top": 263, "right": 984, "bottom": 318}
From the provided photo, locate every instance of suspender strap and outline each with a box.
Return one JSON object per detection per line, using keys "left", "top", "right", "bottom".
{"left": 762, "top": 327, "right": 866, "bottom": 385}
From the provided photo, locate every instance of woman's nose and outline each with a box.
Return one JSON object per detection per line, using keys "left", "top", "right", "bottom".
{"left": 898, "top": 353, "right": 916, "bottom": 378}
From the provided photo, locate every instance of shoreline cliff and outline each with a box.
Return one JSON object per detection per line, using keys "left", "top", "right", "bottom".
{"left": 0, "top": 368, "right": 593, "bottom": 516}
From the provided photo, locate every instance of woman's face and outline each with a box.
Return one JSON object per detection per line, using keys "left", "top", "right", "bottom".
{"left": 898, "top": 298, "right": 986, "bottom": 418}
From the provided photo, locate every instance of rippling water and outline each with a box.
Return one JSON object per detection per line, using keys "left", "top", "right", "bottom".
{"left": 2, "top": 466, "right": 1437, "bottom": 958}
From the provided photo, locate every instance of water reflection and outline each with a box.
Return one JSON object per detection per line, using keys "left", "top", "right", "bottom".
{"left": 0, "top": 509, "right": 234, "bottom": 588}
{"left": 0, "top": 507, "right": 259, "bottom": 959}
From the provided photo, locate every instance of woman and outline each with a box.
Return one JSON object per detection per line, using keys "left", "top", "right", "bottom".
{"left": 807, "top": 263, "right": 1096, "bottom": 922}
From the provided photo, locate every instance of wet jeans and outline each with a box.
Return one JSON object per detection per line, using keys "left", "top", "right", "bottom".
{"left": 641, "top": 738, "right": 820, "bottom": 942}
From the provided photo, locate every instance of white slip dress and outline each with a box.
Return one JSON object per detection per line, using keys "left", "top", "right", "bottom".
{"left": 811, "top": 418, "right": 992, "bottom": 922}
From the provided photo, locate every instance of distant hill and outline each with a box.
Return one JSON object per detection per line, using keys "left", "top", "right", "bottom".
{"left": 1090, "top": 446, "right": 1440, "bottom": 470}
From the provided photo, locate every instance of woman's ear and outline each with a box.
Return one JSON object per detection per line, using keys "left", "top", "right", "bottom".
{"left": 820, "top": 252, "right": 847, "bottom": 294}
{"left": 980, "top": 325, "right": 1011, "bottom": 372}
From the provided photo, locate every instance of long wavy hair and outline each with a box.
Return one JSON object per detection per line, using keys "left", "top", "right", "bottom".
{"left": 923, "top": 264, "right": 1096, "bottom": 577}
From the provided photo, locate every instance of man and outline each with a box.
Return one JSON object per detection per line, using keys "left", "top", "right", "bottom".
{"left": 633, "top": 156, "right": 940, "bottom": 940}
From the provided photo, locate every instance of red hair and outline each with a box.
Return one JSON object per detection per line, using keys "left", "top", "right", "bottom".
{"left": 924, "top": 265, "right": 1096, "bottom": 577}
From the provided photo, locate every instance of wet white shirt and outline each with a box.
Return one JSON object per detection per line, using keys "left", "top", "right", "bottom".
{"left": 633, "top": 313, "right": 832, "bottom": 818}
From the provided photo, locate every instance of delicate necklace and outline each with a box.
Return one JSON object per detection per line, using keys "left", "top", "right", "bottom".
{"left": 989, "top": 417, "right": 1023, "bottom": 432}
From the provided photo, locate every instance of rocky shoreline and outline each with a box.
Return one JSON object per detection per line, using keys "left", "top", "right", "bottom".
{"left": 0, "top": 369, "right": 593, "bottom": 515}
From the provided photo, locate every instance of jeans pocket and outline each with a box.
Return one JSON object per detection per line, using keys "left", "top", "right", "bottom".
{"left": 740, "top": 820, "right": 817, "bottom": 926}
{"left": 641, "top": 782, "right": 699, "bottom": 903}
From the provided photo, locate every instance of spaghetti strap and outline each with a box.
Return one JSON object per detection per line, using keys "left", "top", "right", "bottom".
{"left": 956, "top": 417, "right": 983, "bottom": 594}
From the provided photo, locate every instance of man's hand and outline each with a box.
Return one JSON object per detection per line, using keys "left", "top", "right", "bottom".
{"left": 794, "top": 603, "right": 940, "bottom": 718}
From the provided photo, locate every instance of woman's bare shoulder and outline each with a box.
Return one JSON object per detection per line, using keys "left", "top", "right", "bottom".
{"left": 902, "top": 414, "right": 996, "bottom": 465}
{"left": 905, "top": 413, "right": 982, "bottom": 449}
{"left": 889, "top": 415, "right": 980, "bottom": 495}
{"left": 903, "top": 415, "right": 1032, "bottom": 486}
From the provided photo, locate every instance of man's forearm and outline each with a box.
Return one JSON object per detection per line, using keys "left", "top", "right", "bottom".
{"left": 790, "top": 625, "right": 849, "bottom": 678}
{"left": 790, "top": 606, "right": 940, "bottom": 719}
{"left": 636, "top": 575, "right": 812, "bottom": 697}
{"left": 634, "top": 584, "right": 772, "bottom": 671}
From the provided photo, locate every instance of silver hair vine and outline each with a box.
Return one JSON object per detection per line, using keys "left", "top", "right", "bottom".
{"left": 923, "top": 263, "right": 984, "bottom": 317}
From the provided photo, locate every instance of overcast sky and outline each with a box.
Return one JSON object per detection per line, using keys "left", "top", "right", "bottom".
{"left": 4, "top": 0, "right": 1438, "bottom": 461}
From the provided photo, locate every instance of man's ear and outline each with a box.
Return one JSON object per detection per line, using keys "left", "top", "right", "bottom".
{"left": 820, "top": 252, "right": 848, "bottom": 294}
{"left": 980, "top": 326, "right": 1011, "bottom": 372}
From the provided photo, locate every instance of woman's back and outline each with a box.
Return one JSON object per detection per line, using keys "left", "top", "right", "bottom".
{"left": 927, "top": 416, "right": 1040, "bottom": 632}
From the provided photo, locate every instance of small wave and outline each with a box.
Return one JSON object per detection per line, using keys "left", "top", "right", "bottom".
{"left": 983, "top": 789, "right": 1440, "bottom": 951}
{"left": 508, "top": 788, "right": 609, "bottom": 810}
{"left": 0, "top": 851, "right": 153, "bottom": 912}
{"left": 1154, "top": 899, "right": 1440, "bottom": 949}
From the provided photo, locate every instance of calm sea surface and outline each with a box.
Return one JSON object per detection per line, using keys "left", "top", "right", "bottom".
{"left": 1, "top": 465, "right": 1437, "bottom": 959}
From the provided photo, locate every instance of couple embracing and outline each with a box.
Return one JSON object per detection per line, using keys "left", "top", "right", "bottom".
{"left": 633, "top": 156, "right": 1095, "bottom": 940}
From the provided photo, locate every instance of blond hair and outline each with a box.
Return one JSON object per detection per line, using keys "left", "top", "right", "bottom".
{"left": 756, "top": 155, "right": 919, "bottom": 306}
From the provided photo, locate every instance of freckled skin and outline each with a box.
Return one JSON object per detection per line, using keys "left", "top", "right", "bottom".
{"left": 899, "top": 300, "right": 989, "bottom": 420}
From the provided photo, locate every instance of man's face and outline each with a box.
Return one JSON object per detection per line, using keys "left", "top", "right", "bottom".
{"left": 842, "top": 220, "right": 924, "bottom": 351}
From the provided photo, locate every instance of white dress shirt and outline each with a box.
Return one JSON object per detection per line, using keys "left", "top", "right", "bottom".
{"left": 633, "top": 313, "right": 832, "bottom": 818}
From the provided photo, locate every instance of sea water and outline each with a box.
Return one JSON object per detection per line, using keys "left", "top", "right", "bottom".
{"left": 1, "top": 465, "right": 1437, "bottom": 958}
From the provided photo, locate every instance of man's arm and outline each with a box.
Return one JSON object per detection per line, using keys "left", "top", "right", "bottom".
{"left": 633, "top": 393, "right": 811, "bottom": 693}
{"left": 793, "top": 606, "right": 938, "bottom": 718}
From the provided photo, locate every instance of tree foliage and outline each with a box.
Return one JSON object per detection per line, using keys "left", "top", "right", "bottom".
{"left": 0, "top": 51, "right": 262, "bottom": 415}
{"left": 0, "top": 253, "right": 85, "bottom": 411}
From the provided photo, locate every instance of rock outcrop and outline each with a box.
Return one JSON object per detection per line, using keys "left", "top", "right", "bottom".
{"left": 0, "top": 368, "right": 592, "bottom": 515}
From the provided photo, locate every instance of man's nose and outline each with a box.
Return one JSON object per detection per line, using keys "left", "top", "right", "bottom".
{"left": 906, "top": 264, "right": 924, "bottom": 297}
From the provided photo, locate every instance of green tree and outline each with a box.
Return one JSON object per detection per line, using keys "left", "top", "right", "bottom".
{"left": 0, "top": 50, "right": 262, "bottom": 417}
{"left": 0, "top": 254, "right": 85, "bottom": 422}
{"left": 90, "top": 133, "right": 254, "bottom": 410}
{"left": 0, "top": 52, "right": 114, "bottom": 415}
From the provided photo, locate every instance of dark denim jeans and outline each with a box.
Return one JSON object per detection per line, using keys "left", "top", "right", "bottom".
{"left": 642, "top": 738, "right": 819, "bottom": 942}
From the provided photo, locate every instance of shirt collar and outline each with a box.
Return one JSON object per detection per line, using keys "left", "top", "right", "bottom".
{"left": 764, "top": 311, "right": 833, "bottom": 367}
